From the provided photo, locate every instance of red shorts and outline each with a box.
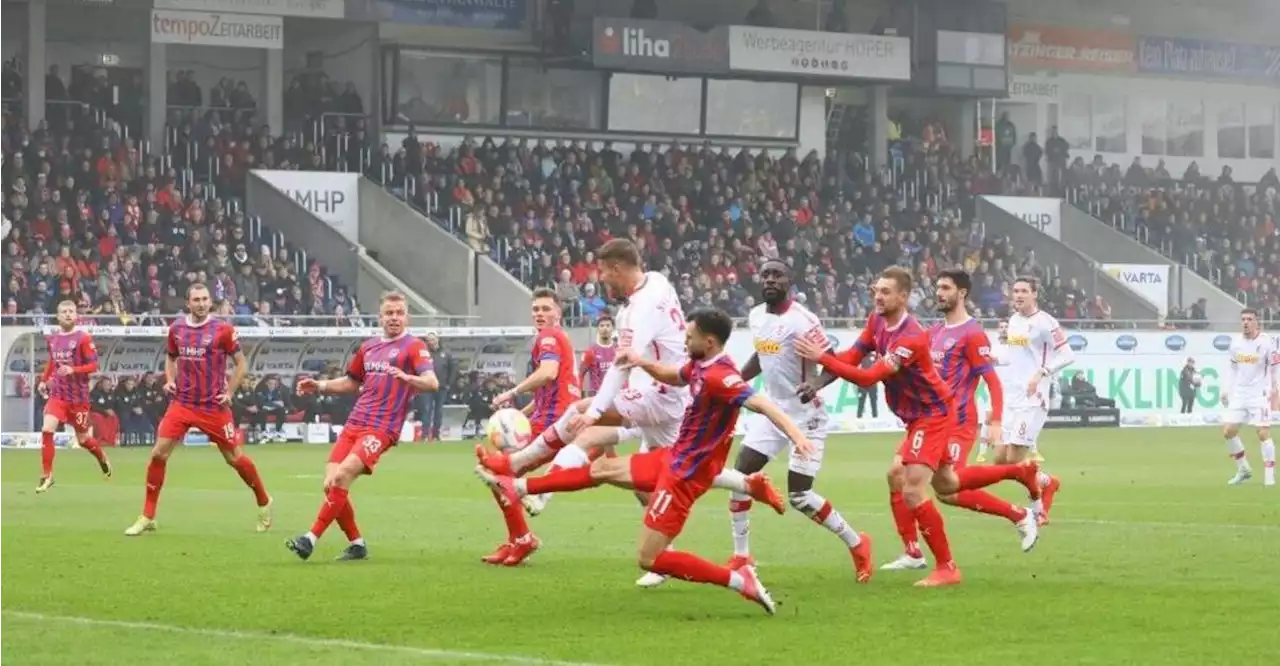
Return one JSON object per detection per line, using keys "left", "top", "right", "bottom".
{"left": 949, "top": 420, "right": 981, "bottom": 469}
{"left": 642, "top": 460, "right": 715, "bottom": 539}
{"left": 45, "top": 398, "right": 92, "bottom": 434}
{"left": 627, "top": 449, "right": 671, "bottom": 493}
{"left": 328, "top": 426, "right": 397, "bottom": 473}
{"left": 897, "top": 413, "right": 957, "bottom": 471}
{"left": 158, "top": 403, "right": 237, "bottom": 451}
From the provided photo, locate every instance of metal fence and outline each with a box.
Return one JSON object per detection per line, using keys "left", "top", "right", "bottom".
{"left": 0, "top": 313, "right": 480, "bottom": 329}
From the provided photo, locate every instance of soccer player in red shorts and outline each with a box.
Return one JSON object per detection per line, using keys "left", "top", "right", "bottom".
{"left": 796, "top": 267, "right": 969, "bottom": 587}
{"left": 35, "top": 299, "right": 112, "bottom": 492}
{"left": 124, "top": 284, "right": 272, "bottom": 536}
{"left": 285, "top": 292, "right": 438, "bottom": 561}
{"left": 483, "top": 309, "right": 810, "bottom": 614}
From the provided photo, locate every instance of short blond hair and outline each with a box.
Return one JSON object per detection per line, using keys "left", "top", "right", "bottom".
{"left": 380, "top": 291, "right": 406, "bottom": 306}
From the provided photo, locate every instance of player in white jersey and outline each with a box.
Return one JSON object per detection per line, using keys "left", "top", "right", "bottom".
{"left": 727, "top": 260, "right": 873, "bottom": 582}
{"left": 475, "top": 239, "right": 692, "bottom": 585}
{"left": 1220, "top": 308, "right": 1276, "bottom": 487}
{"left": 997, "top": 278, "right": 1074, "bottom": 524}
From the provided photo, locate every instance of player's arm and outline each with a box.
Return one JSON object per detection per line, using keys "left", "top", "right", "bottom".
{"left": 800, "top": 323, "right": 874, "bottom": 392}
{"left": 579, "top": 348, "right": 595, "bottom": 394}
{"left": 513, "top": 337, "right": 562, "bottom": 396}
{"left": 222, "top": 328, "right": 247, "bottom": 400}
{"left": 740, "top": 353, "right": 762, "bottom": 381}
{"left": 306, "top": 346, "right": 365, "bottom": 395}
{"left": 813, "top": 350, "right": 899, "bottom": 388}
{"left": 630, "top": 356, "right": 688, "bottom": 387}
{"left": 69, "top": 337, "right": 99, "bottom": 374}
{"left": 164, "top": 329, "right": 179, "bottom": 391}
{"left": 1033, "top": 321, "right": 1075, "bottom": 384}
{"left": 393, "top": 341, "right": 439, "bottom": 392}
{"left": 970, "top": 335, "right": 1004, "bottom": 425}
{"left": 1223, "top": 352, "right": 1237, "bottom": 404}
{"left": 744, "top": 393, "right": 813, "bottom": 453}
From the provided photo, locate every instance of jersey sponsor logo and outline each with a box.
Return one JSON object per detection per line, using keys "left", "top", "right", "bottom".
{"left": 1234, "top": 352, "right": 1261, "bottom": 364}
{"left": 753, "top": 338, "right": 783, "bottom": 355}
{"left": 723, "top": 373, "right": 743, "bottom": 388}
{"left": 977, "top": 345, "right": 991, "bottom": 358}
{"left": 1006, "top": 334, "right": 1031, "bottom": 347}
{"left": 538, "top": 336, "right": 557, "bottom": 349}
{"left": 178, "top": 345, "right": 208, "bottom": 359}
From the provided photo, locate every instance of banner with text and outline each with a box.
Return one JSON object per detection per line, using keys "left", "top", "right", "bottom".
{"left": 1103, "top": 263, "right": 1170, "bottom": 315}
{"left": 1137, "top": 36, "right": 1280, "bottom": 85}
{"left": 155, "top": 0, "right": 343, "bottom": 19}
{"left": 253, "top": 170, "right": 360, "bottom": 242}
{"left": 1007, "top": 24, "right": 1135, "bottom": 73}
{"left": 346, "top": 0, "right": 525, "bottom": 30}
{"left": 592, "top": 18, "right": 729, "bottom": 75}
{"left": 982, "top": 196, "right": 1062, "bottom": 239}
{"left": 1007, "top": 74, "right": 1061, "bottom": 103}
{"left": 728, "top": 26, "right": 910, "bottom": 81}
{"left": 150, "top": 9, "right": 283, "bottom": 49}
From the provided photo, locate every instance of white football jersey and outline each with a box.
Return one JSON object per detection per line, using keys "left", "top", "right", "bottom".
{"left": 616, "top": 271, "right": 689, "bottom": 391}
{"left": 1226, "top": 332, "right": 1275, "bottom": 406}
{"left": 747, "top": 302, "right": 828, "bottom": 425}
{"left": 1003, "top": 310, "right": 1070, "bottom": 410}
{"left": 988, "top": 340, "right": 1018, "bottom": 392}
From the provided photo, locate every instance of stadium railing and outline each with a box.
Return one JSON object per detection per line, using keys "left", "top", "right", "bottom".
{"left": 0, "top": 313, "right": 484, "bottom": 329}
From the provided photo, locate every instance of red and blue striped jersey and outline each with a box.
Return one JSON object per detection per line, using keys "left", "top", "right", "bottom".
{"left": 43, "top": 329, "right": 97, "bottom": 405}
{"left": 581, "top": 341, "right": 617, "bottom": 394}
{"left": 842, "top": 313, "right": 951, "bottom": 424}
{"left": 530, "top": 327, "right": 580, "bottom": 432}
{"left": 346, "top": 334, "right": 434, "bottom": 438}
{"left": 669, "top": 355, "right": 755, "bottom": 481}
{"left": 167, "top": 317, "right": 240, "bottom": 411}
{"left": 930, "top": 319, "right": 994, "bottom": 427}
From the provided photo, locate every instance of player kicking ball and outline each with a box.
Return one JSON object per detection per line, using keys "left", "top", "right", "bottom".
{"left": 1220, "top": 308, "right": 1277, "bottom": 487}
{"left": 285, "top": 292, "right": 439, "bottom": 561}
{"left": 728, "top": 260, "right": 873, "bottom": 582}
{"left": 35, "top": 300, "right": 113, "bottom": 493}
{"left": 481, "top": 309, "right": 808, "bottom": 615}
{"left": 125, "top": 284, "right": 272, "bottom": 536}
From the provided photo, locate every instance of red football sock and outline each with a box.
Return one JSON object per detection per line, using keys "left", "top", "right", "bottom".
{"left": 649, "top": 550, "right": 733, "bottom": 587}
{"left": 911, "top": 499, "right": 955, "bottom": 567}
{"left": 525, "top": 465, "right": 598, "bottom": 495}
{"left": 310, "top": 486, "right": 349, "bottom": 539}
{"left": 951, "top": 489, "right": 1027, "bottom": 523}
{"left": 142, "top": 457, "right": 167, "bottom": 519}
{"left": 336, "top": 500, "right": 362, "bottom": 541}
{"left": 493, "top": 490, "right": 530, "bottom": 541}
{"left": 80, "top": 437, "right": 108, "bottom": 466}
{"left": 889, "top": 490, "right": 922, "bottom": 558}
{"left": 230, "top": 456, "right": 270, "bottom": 506}
{"left": 41, "top": 431, "right": 55, "bottom": 477}
{"left": 955, "top": 464, "right": 1020, "bottom": 490}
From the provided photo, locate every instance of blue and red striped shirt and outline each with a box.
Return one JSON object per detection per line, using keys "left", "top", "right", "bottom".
{"left": 42, "top": 329, "right": 97, "bottom": 405}
{"left": 345, "top": 334, "right": 434, "bottom": 438}
{"left": 581, "top": 341, "right": 617, "bottom": 395}
{"left": 530, "top": 326, "right": 580, "bottom": 432}
{"left": 843, "top": 313, "right": 951, "bottom": 424}
{"left": 930, "top": 319, "right": 994, "bottom": 428}
{"left": 669, "top": 355, "right": 755, "bottom": 481}
{"left": 167, "top": 317, "right": 240, "bottom": 411}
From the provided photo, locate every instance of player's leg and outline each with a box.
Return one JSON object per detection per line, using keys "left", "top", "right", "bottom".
{"left": 636, "top": 475, "right": 777, "bottom": 615}
{"left": 487, "top": 398, "right": 618, "bottom": 474}
{"left": 124, "top": 407, "right": 189, "bottom": 535}
{"left": 36, "top": 403, "right": 65, "bottom": 492}
{"left": 1252, "top": 418, "right": 1275, "bottom": 486}
{"left": 728, "top": 418, "right": 781, "bottom": 565}
{"left": 204, "top": 411, "right": 272, "bottom": 531}
{"left": 934, "top": 436, "right": 1038, "bottom": 552}
{"left": 286, "top": 429, "right": 388, "bottom": 561}
{"left": 1221, "top": 417, "right": 1252, "bottom": 484}
{"left": 898, "top": 419, "right": 961, "bottom": 587}
{"left": 69, "top": 406, "right": 112, "bottom": 479}
{"left": 1003, "top": 408, "right": 1058, "bottom": 522}
{"left": 525, "top": 425, "right": 624, "bottom": 515}
{"left": 786, "top": 464, "right": 873, "bottom": 582}
{"left": 881, "top": 457, "right": 925, "bottom": 570}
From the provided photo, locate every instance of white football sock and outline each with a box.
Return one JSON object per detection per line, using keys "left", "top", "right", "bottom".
{"left": 510, "top": 410, "right": 577, "bottom": 472}
{"left": 791, "top": 490, "right": 861, "bottom": 548}
{"left": 712, "top": 468, "right": 748, "bottom": 493}
{"left": 1227, "top": 436, "right": 1250, "bottom": 471}
{"left": 1262, "top": 439, "right": 1276, "bottom": 469}
{"left": 729, "top": 492, "right": 752, "bottom": 556}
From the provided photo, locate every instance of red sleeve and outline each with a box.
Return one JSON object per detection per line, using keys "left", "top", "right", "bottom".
{"left": 346, "top": 345, "right": 367, "bottom": 382}
{"left": 411, "top": 339, "right": 434, "bottom": 374}
{"left": 817, "top": 351, "right": 896, "bottom": 388}
{"left": 582, "top": 347, "right": 595, "bottom": 369}
{"left": 71, "top": 336, "right": 99, "bottom": 374}
{"left": 963, "top": 332, "right": 993, "bottom": 374}
{"left": 219, "top": 324, "right": 241, "bottom": 354}
{"left": 40, "top": 352, "right": 54, "bottom": 383}
{"left": 678, "top": 361, "right": 694, "bottom": 384}
{"left": 166, "top": 327, "right": 179, "bottom": 358}
{"left": 535, "top": 332, "right": 562, "bottom": 362}
{"left": 707, "top": 366, "right": 754, "bottom": 407}
{"left": 839, "top": 315, "right": 877, "bottom": 367}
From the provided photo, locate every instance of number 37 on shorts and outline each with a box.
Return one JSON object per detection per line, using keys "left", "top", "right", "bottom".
{"left": 897, "top": 415, "right": 956, "bottom": 469}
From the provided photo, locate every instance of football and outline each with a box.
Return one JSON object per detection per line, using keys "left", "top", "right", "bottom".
{"left": 485, "top": 408, "right": 532, "bottom": 453}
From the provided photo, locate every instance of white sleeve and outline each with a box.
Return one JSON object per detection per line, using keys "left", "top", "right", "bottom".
{"left": 587, "top": 299, "right": 661, "bottom": 418}
{"left": 1040, "top": 317, "right": 1075, "bottom": 375}
{"left": 1224, "top": 345, "right": 1237, "bottom": 396}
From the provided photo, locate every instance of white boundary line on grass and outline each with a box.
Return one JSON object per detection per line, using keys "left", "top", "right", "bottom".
{"left": 4, "top": 611, "right": 612, "bottom": 666}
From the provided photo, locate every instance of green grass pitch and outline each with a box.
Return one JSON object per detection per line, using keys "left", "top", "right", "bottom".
{"left": 3, "top": 427, "right": 1278, "bottom": 666}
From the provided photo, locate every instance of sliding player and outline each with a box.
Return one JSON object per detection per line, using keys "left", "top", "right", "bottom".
{"left": 285, "top": 292, "right": 439, "bottom": 560}
{"left": 997, "top": 277, "right": 1071, "bottom": 522}
{"left": 729, "top": 260, "right": 873, "bottom": 582}
{"left": 124, "top": 284, "right": 271, "bottom": 536}
{"left": 35, "top": 299, "right": 112, "bottom": 492}
{"left": 1221, "top": 308, "right": 1276, "bottom": 487}
{"left": 481, "top": 309, "right": 804, "bottom": 614}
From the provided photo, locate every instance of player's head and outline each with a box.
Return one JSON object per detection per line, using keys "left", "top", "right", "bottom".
{"left": 934, "top": 269, "right": 971, "bottom": 315}
{"left": 997, "top": 317, "right": 1009, "bottom": 343}
{"left": 55, "top": 299, "right": 77, "bottom": 329}
{"left": 684, "top": 308, "right": 733, "bottom": 360}
{"left": 531, "top": 287, "right": 560, "bottom": 330}
{"left": 596, "top": 239, "right": 643, "bottom": 300}
{"left": 1241, "top": 308, "right": 1259, "bottom": 336}
{"left": 759, "top": 259, "right": 791, "bottom": 308}
{"left": 379, "top": 291, "right": 408, "bottom": 337}
{"left": 872, "top": 266, "right": 912, "bottom": 317}
{"left": 1012, "top": 276, "right": 1039, "bottom": 315}
{"left": 186, "top": 283, "right": 211, "bottom": 319}
{"left": 596, "top": 313, "right": 614, "bottom": 341}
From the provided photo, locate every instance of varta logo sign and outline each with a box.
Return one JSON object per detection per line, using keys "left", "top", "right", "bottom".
{"left": 1107, "top": 267, "right": 1164, "bottom": 284}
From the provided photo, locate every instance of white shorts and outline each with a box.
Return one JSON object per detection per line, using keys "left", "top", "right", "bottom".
{"left": 742, "top": 412, "right": 827, "bottom": 477}
{"left": 615, "top": 385, "right": 688, "bottom": 451}
{"left": 1005, "top": 406, "right": 1047, "bottom": 448}
{"left": 1224, "top": 404, "right": 1271, "bottom": 427}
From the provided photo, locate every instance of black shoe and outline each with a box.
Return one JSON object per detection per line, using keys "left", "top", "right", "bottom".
{"left": 336, "top": 543, "right": 368, "bottom": 561}
{"left": 285, "top": 535, "right": 314, "bottom": 561}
